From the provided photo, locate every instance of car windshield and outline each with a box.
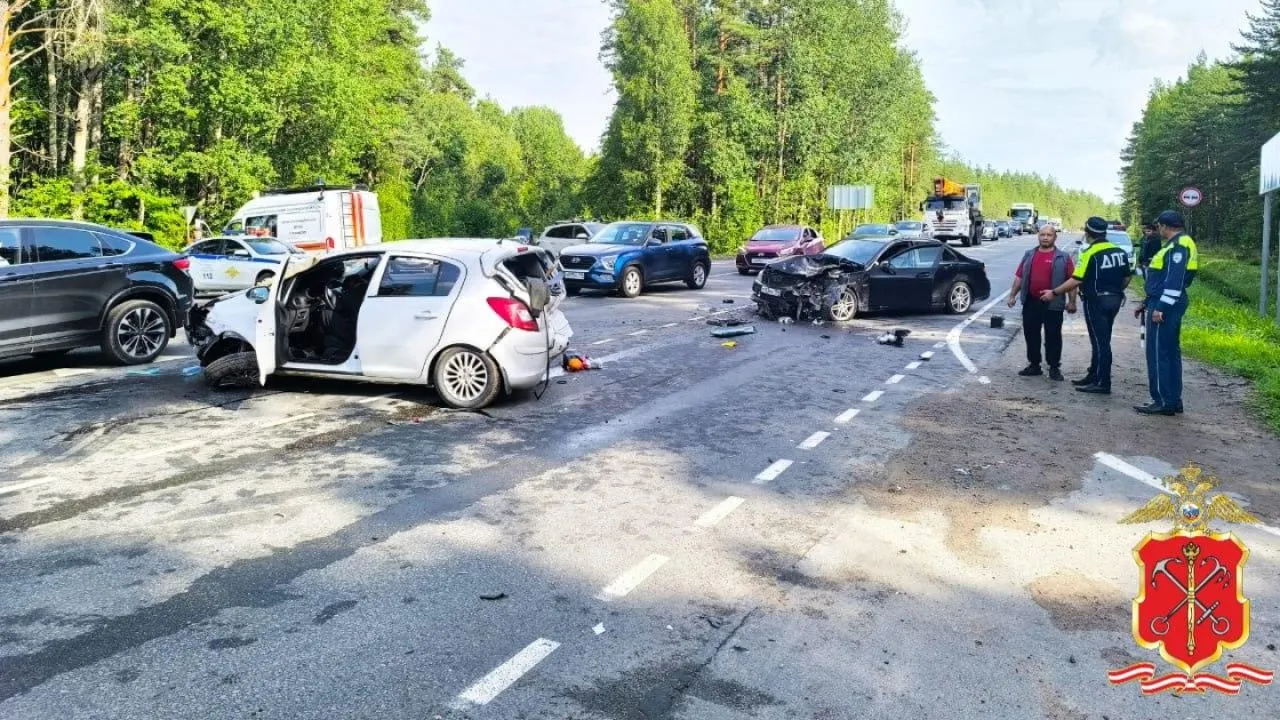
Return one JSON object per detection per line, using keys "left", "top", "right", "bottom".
{"left": 752, "top": 227, "right": 800, "bottom": 242}
{"left": 1012, "top": 209, "right": 1033, "bottom": 219}
{"left": 1106, "top": 231, "right": 1133, "bottom": 249}
{"left": 925, "top": 198, "right": 968, "bottom": 211}
{"left": 593, "top": 222, "right": 652, "bottom": 246}
{"left": 823, "top": 239, "right": 884, "bottom": 266}
{"left": 894, "top": 221, "right": 922, "bottom": 231}
{"left": 246, "top": 239, "right": 291, "bottom": 255}
{"left": 853, "top": 224, "right": 891, "bottom": 236}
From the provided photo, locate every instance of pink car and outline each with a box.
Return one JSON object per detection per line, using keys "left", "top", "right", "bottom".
{"left": 735, "top": 225, "right": 826, "bottom": 275}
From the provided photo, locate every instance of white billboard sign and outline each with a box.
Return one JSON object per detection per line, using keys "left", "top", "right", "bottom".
{"left": 827, "top": 185, "right": 874, "bottom": 211}
{"left": 1261, "top": 132, "right": 1280, "bottom": 195}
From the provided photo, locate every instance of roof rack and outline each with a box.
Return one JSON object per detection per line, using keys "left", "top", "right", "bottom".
{"left": 261, "top": 182, "right": 371, "bottom": 196}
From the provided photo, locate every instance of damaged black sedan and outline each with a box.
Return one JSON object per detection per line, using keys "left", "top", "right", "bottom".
{"left": 752, "top": 238, "right": 990, "bottom": 321}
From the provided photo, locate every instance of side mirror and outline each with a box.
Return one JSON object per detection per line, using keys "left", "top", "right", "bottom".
{"left": 230, "top": 249, "right": 250, "bottom": 259}
{"left": 575, "top": 233, "right": 589, "bottom": 241}
{"left": 247, "top": 286, "right": 270, "bottom": 304}
{"left": 878, "top": 261, "right": 896, "bottom": 275}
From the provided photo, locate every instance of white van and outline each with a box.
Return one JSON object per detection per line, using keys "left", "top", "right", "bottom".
{"left": 223, "top": 186, "right": 382, "bottom": 254}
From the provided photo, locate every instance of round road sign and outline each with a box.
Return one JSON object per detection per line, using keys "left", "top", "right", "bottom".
{"left": 1179, "top": 186, "right": 1203, "bottom": 208}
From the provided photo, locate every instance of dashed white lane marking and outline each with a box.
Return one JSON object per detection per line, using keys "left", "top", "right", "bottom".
{"left": 153, "top": 356, "right": 185, "bottom": 364}
{"left": 593, "top": 623, "right": 606, "bottom": 635}
{"left": 946, "top": 291, "right": 1010, "bottom": 373}
{"left": 688, "top": 316, "right": 706, "bottom": 322}
{"left": 753, "top": 459, "right": 793, "bottom": 484}
{"left": 357, "top": 392, "right": 397, "bottom": 404}
{"left": 979, "top": 376, "right": 991, "bottom": 385}
{"left": 628, "top": 329, "right": 650, "bottom": 337}
{"left": 886, "top": 374, "right": 905, "bottom": 385}
{"left": 660, "top": 322, "right": 679, "bottom": 328}
{"left": 0, "top": 476, "right": 59, "bottom": 496}
{"left": 449, "top": 638, "right": 561, "bottom": 710}
{"left": 835, "top": 408, "right": 861, "bottom": 424}
{"left": 260, "top": 413, "right": 316, "bottom": 429}
{"left": 1095, "top": 452, "right": 1280, "bottom": 540}
{"left": 921, "top": 351, "right": 936, "bottom": 360}
{"left": 53, "top": 368, "right": 97, "bottom": 377}
{"left": 906, "top": 361, "right": 922, "bottom": 370}
{"left": 591, "top": 338, "right": 614, "bottom": 346}
{"left": 933, "top": 342, "right": 946, "bottom": 349}
{"left": 798, "top": 431, "right": 830, "bottom": 450}
{"left": 596, "top": 554, "right": 670, "bottom": 601}
{"left": 695, "top": 496, "right": 745, "bottom": 527}
{"left": 862, "top": 390, "right": 884, "bottom": 403}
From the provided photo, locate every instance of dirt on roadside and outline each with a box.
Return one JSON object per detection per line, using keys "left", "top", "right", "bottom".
{"left": 862, "top": 311, "right": 1280, "bottom": 559}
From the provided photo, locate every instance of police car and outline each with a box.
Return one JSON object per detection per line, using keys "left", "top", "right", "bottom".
{"left": 183, "top": 235, "right": 307, "bottom": 295}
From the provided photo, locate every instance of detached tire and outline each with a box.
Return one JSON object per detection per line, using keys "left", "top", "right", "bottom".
{"left": 686, "top": 260, "right": 709, "bottom": 290}
{"left": 618, "top": 265, "right": 643, "bottom": 298}
{"left": 101, "top": 299, "right": 171, "bottom": 365}
{"left": 433, "top": 346, "right": 502, "bottom": 410}
{"left": 204, "top": 351, "right": 261, "bottom": 390}
{"left": 946, "top": 280, "right": 974, "bottom": 314}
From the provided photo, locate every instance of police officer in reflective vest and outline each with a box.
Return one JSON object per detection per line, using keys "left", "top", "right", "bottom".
{"left": 1133, "top": 210, "right": 1198, "bottom": 415}
{"left": 1040, "top": 217, "right": 1132, "bottom": 394}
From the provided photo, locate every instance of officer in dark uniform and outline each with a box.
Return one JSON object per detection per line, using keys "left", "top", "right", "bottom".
{"left": 1040, "top": 216, "right": 1132, "bottom": 394}
{"left": 1134, "top": 210, "right": 1198, "bottom": 415}
{"left": 1136, "top": 222, "right": 1161, "bottom": 276}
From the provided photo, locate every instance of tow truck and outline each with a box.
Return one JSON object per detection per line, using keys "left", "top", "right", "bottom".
{"left": 921, "top": 177, "right": 984, "bottom": 247}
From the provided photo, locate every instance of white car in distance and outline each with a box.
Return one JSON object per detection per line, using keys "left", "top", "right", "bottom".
{"left": 184, "top": 236, "right": 307, "bottom": 295}
{"left": 185, "top": 239, "right": 572, "bottom": 409}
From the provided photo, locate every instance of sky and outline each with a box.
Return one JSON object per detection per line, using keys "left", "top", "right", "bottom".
{"left": 423, "top": 0, "right": 1262, "bottom": 202}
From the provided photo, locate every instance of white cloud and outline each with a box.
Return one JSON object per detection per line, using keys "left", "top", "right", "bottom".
{"left": 424, "top": 0, "right": 1261, "bottom": 201}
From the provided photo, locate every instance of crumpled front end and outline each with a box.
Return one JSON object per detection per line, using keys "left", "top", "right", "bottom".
{"left": 752, "top": 255, "right": 859, "bottom": 321}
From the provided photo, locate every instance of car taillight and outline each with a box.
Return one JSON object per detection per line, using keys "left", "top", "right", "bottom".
{"left": 487, "top": 297, "right": 539, "bottom": 331}
{"left": 326, "top": 236, "right": 335, "bottom": 250}
{"left": 173, "top": 257, "right": 191, "bottom": 271}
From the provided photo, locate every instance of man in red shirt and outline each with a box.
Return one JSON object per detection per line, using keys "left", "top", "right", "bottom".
{"left": 1007, "top": 226, "right": 1076, "bottom": 380}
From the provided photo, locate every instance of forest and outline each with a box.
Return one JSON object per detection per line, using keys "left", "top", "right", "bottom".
{"left": 1121, "top": 0, "right": 1280, "bottom": 253}
{"left": 0, "top": 0, "right": 1111, "bottom": 252}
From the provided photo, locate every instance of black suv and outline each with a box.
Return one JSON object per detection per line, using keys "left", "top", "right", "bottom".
{"left": 0, "top": 220, "right": 194, "bottom": 365}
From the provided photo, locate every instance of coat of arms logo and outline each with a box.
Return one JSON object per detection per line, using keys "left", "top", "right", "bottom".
{"left": 1108, "top": 464, "right": 1274, "bottom": 695}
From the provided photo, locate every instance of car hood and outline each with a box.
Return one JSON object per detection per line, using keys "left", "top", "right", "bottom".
{"left": 559, "top": 243, "right": 636, "bottom": 257}
{"left": 763, "top": 254, "right": 864, "bottom": 278}
{"left": 744, "top": 240, "right": 794, "bottom": 253}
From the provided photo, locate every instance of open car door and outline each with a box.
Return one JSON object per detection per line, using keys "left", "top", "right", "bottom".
{"left": 253, "top": 253, "right": 319, "bottom": 384}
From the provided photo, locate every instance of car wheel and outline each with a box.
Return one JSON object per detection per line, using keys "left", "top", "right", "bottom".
{"left": 738, "top": 268, "right": 751, "bottom": 276}
{"left": 946, "top": 280, "right": 973, "bottom": 314}
{"left": 686, "top": 260, "right": 709, "bottom": 289}
{"left": 204, "top": 351, "right": 260, "bottom": 389}
{"left": 618, "top": 266, "right": 643, "bottom": 298}
{"left": 566, "top": 286, "right": 581, "bottom": 297}
{"left": 255, "top": 270, "right": 275, "bottom": 285}
{"left": 433, "top": 346, "right": 502, "bottom": 410}
{"left": 827, "top": 288, "right": 859, "bottom": 322}
{"left": 101, "top": 299, "right": 170, "bottom": 365}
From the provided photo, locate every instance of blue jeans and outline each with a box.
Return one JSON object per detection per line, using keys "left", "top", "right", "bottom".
{"left": 1145, "top": 303, "right": 1185, "bottom": 409}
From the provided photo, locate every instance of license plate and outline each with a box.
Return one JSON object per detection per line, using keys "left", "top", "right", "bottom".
{"left": 760, "top": 286, "right": 781, "bottom": 297}
{"left": 752, "top": 257, "right": 771, "bottom": 265}
{"left": 564, "top": 271, "right": 586, "bottom": 280}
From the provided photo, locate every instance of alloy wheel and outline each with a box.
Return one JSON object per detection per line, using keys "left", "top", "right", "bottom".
{"left": 623, "top": 269, "right": 641, "bottom": 296}
{"left": 117, "top": 307, "right": 167, "bottom": 360}
{"left": 441, "top": 351, "right": 490, "bottom": 404}
{"left": 950, "top": 283, "right": 972, "bottom": 313}
{"left": 692, "top": 263, "right": 706, "bottom": 287}
{"left": 830, "top": 289, "right": 858, "bottom": 322}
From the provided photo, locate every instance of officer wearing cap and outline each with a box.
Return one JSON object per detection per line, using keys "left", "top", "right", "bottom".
{"left": 1040, "top": 217, "right": 1132, "bottom": 394}
{"left": 1134, "top": 210, "right": 1199, "bottom": 415}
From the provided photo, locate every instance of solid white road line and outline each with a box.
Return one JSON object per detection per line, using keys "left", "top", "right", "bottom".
{"left": 1094, "top": 452, "right": 1280, "bottom": 541}
{"left": 886, "top": 374, "right": 905, "bottom": 385}
{"left": 946, "top": 291, "right": 1011, "bottom": 374}
{"left": 862, "top": 390, "right": 884, "bottom": 403}
{"left": 906, "top": 361, "right": 922, "bottom": 370}
{"left": 835, "top": 408, "right": 861, "bottom": 424}
{"left": 798, "top": 431, "right": 830, "bottom": 450}
{"left": 695, "top": 496, "right": 745, "bottom": 528}
{"left": 591, "top": 338, "right": 614, "bottom": 346}
{"left": 597, "top": 554, "right": 670, "bottom": 601}
{"left": 628, "top": 329, "right": 650, "bottom": 337}
{"left": 753, "top": 459, "right": 793, "bottom": 484}
{"left": 449, "top": 638, "right": 561, "bottom": 709}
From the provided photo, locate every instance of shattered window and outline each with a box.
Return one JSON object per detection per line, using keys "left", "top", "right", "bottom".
{"left": 378, "top": 256, "right": 460, "bottom": 297}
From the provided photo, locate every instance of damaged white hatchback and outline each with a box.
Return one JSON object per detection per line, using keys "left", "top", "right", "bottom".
{"left": 185, "top": 239, "right": 572, "bottom": 409}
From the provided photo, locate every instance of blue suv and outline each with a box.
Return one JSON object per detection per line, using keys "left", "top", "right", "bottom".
{"left": 557, "top": 221, "right": 712, "bottom": 298}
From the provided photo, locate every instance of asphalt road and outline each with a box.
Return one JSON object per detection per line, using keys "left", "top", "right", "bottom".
{"left": 1, "top": 233, "right": 1276, "bottom": 719}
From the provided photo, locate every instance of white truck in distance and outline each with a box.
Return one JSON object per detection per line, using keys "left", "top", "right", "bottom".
{"left": 1009, "top": 203, "right": 1037, "bottom": 234}
{"left": 921, "top": 177, "right": 984, "bottom": 247}
{"left": 223, "top": 185, "right": 383, "bottom": 254}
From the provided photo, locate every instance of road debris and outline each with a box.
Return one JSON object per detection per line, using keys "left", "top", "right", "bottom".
{"left": 593, "top": 623, "right": 606, "bottom": 635}
{"left": 990, "top": 315, "right": 1005, "bottom": 329}
{"left": 876, "top": 329, "right": 911, "bottom": 347}
{"left": 778, "top": 317, "right": 794, "bottom": 325}
{"left": 722, "top": 299, "right": 735, "bottom": 304}
{"left": 707, "top": 316, "right": 746, "bottom": 327}
{"left": 181, "top": 366, "right": 203, "bottom": 377}
{"left": 479, "top": 592, "right": 507, "bottom": 601}
{"left": 562, "top": 352, "right": 599, "bottom": 372}
{"left": 711, "top": 325, "right": 755, "bottom": 338}
{"left": 721, "top": 341, "right": 738, "bottom": 349}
